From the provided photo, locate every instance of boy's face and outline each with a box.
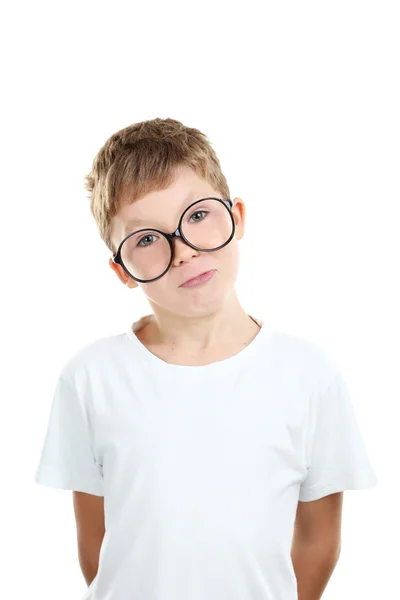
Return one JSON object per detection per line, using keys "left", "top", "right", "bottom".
{"left": 109, "top": 165, "right": 245, "bottom": 319}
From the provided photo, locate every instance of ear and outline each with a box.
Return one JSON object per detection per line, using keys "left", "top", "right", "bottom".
{"left": 109, "top": 257, "right": 139, "bottom": 289}
{"left": 231, "top": 197, "right": 246, "bottom": 240}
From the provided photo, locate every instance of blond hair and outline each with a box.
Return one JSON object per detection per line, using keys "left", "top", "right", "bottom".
{"left": 84, "top": 117, "right": 231, "bottom": 255}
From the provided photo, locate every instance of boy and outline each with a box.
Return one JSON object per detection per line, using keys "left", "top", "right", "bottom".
{"left": 34, "top": 117, "right": 378, "bottom": 600}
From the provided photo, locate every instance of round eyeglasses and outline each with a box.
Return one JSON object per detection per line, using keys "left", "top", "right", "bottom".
{"left": 112, "top": 197, "right": 235, "bottom": 283}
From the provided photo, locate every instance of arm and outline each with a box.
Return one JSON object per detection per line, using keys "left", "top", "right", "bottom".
{"left": 73, "top": 491, "right": 106, "bottom": 587}
{"left": 291, "top": 492, "right": 343, "bottom": 600}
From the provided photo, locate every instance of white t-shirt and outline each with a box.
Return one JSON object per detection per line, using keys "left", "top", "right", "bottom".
{"left": 34, "top": 314, "right": 378, "bottom": 600}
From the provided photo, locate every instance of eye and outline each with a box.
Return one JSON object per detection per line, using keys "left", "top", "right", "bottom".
{"left": 190, "top": 210, "right": 208, "bottom": 223}
{"left": 137, "top": 234, "right": 157, "bottom": 247}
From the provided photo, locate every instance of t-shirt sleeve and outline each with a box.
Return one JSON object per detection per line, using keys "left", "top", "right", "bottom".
{"left": 34, "top": 374, "right": 104, "bottom": 496}
{"left": 298, "top": 368, "right": 378, "bottom": 502}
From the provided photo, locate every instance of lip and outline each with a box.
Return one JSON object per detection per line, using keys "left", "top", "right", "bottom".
{"left": 179, "top": 269, "right": 216, "bottom": 288}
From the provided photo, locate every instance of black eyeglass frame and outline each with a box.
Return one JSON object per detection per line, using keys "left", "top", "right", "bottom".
{"left": 112, "top": 197, "right": 235, "bottom": 283}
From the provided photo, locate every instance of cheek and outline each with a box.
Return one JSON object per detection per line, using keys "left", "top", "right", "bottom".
{"left": 139, "top": 280, "right": 170, "bottom": 306}
{"left": 219, "top": 240, "right": 240, "bottom": 276}
{"left": 140, "top": 243, "right": 240, "bottom": 306}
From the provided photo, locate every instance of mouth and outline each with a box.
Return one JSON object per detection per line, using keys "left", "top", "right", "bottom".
{"left": 179, "top": 269, "right": 216, "bottom": 288}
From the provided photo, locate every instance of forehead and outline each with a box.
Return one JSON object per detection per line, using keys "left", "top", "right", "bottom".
{"left": 122, "top": 196, "right": 209, "bottom": 233}
{"left": 116, "top": 168, "right": 218, "bottom": 236}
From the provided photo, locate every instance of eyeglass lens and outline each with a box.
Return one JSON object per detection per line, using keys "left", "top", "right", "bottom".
{"left": 120, "top": 199, "right": 233, "bottom": 282}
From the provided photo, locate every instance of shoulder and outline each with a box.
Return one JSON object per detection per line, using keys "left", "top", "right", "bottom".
{"left": 58, "top": 330, "right": 130, "bottom": 386}
{"left": 265, "top": 326, "right": 340, "bottom": 392}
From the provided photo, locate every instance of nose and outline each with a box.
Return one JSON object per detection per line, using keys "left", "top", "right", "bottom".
{"left": 171, "top": 236, "right": 200, "bottom": 266}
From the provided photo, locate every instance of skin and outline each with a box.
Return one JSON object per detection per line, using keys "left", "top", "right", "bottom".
{"left": 108, "top": 164, "right": 261, "bottom": 361}
{"left": 106, "top": 163, "right": 343, "bottom": 597}
{"left": 292, "top": 492, "right": 343, "bottom": 599}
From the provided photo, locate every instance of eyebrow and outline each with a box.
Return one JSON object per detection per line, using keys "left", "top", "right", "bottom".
{"left": 123, "top": 193, "right": 210, "bottom": 234}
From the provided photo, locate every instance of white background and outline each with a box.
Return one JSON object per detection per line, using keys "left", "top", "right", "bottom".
{"left": 1, "top": 1, "right": 397, "bottom": 598}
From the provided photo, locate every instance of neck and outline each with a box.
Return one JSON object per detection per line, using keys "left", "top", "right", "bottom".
{"left": 144, "top": 294, "right": 259, "bottom": 353}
